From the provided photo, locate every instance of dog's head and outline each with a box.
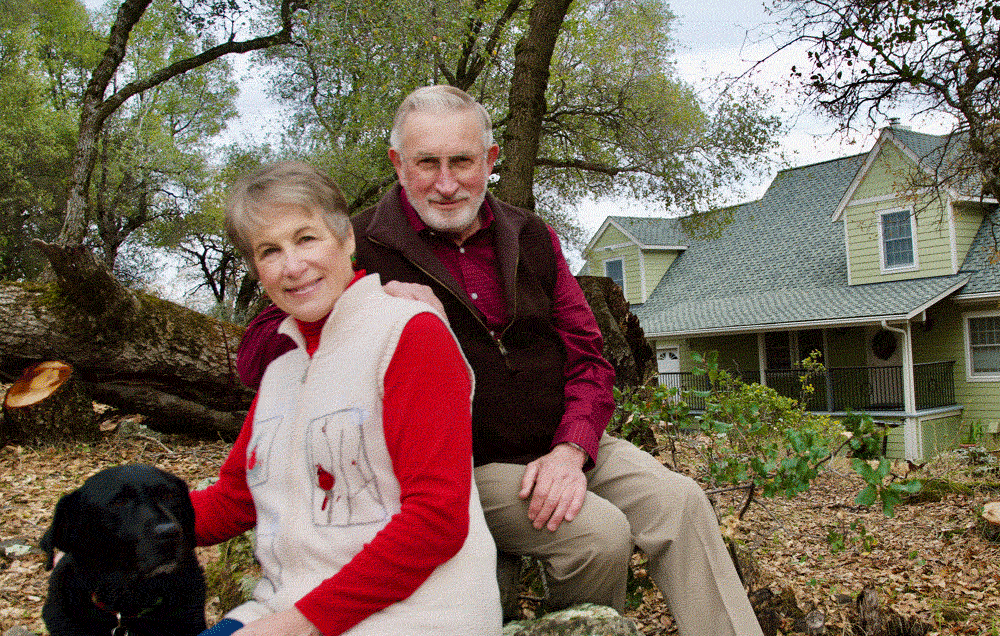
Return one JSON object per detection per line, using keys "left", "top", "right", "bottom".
{"left": 41, "top": 465, "right": 196, "bottom": 581}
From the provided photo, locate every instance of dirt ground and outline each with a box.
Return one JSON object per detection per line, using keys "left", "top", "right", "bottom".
{"left": 1, "top": 428, "right": 998, "bottom": 635}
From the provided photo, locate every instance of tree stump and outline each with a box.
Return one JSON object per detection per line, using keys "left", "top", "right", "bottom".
{"left": 2, "top": 361, "right": 97, "bottom": 445}
{"left": 853, "top": 587, "right": 930, "bottom": 636}
{"left": 980, "top": 502, "right": 1000, "bottom": 542}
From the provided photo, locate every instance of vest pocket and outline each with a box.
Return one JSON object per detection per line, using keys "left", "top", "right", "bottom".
{"left": 246, "top": 416, "right": 282, "bottom": 488}
{"left": 307, "top": 408, "right": 389, "bottom": 527}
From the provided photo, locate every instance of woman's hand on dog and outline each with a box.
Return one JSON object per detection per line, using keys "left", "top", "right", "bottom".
{"left": 233, "top": 608, "right": 319, "bottom": 636}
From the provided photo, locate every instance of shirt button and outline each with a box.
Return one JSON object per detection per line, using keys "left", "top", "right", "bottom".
{"left": 459, "top": 247, "right": 466, "bottom": 254}
{"left": 490, "top": 331, "right": 496, "bottom": 338}
{"left": 470, "top": 292, "right": 479, "bottom": 300}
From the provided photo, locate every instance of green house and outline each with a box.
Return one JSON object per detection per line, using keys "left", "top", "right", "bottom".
{"left": 581, "top": 126, "right": 1000, "bottom": 460}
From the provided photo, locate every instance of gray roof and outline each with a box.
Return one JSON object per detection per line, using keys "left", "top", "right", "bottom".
{"left": 629, "top": 150, "right": 985, "bottom": 337}
{"left": 889, "top": 127, "right": 983, "bottom": 198}
{"left": 957, "top": 207, "right": 1000, "bottom": 296}
{"left": 605, "top": 215, "right": 687, "bottom": 247}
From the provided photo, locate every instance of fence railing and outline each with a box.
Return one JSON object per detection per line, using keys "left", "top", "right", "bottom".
{"left": 656, "top": 361, "right": 955, "bottom": 412}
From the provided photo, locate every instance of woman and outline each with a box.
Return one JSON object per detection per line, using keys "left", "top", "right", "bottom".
{"left": 191, "top": 161, "right": 501, "bottom": 636}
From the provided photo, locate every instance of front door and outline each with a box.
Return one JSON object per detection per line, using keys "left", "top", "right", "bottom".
{"left": 657, "top": 346, "right": 680, "bottom": 391}
{"left": 865, "top": 326, "right": 903, "bottom": 408}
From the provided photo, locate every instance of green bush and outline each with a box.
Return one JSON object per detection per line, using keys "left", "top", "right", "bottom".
{"left": 619, "top": 350, "right": 921, "bottom": 517}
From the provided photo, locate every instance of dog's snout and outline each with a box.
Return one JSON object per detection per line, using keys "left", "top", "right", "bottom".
{"left": 152, "top": 521, "right": 180, "bottom": 538}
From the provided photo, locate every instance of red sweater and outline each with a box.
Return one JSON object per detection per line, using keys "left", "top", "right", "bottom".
{"left": 191, "top": 310, "right": 474, "bottom": 635}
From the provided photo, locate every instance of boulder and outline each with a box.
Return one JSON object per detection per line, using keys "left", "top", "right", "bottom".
{"left": 502, "top": 604, "right": 641, "bottom": 636}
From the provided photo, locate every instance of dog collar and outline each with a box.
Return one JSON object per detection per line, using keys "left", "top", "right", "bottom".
{"left": 91, "top": 593, "right": 164, "bottom": 635}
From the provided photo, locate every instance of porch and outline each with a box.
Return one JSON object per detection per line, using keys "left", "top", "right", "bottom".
{"left": 656, "top": 360, "right": 956, "bottom": 413}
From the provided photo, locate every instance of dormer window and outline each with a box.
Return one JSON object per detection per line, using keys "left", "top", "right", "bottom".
{"left": 879, "top": 209, "right": 917, "bottom": 271}
{"left": 604, "top": 258, "right": 625, "bottom": 295}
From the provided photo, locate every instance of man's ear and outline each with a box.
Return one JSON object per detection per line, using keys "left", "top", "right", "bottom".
{"left": 388, "top": 148, "right": 407, "bottom": 187}
{"left": 40, "top": 489, "right": 82, "bottom": 570}
{"left": 485, "top": 143, "right": 500, "bottom": 176}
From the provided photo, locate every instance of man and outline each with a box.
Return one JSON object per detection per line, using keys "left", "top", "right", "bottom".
{"left": 237, "top": 85, "right": 764, "bottom": 636}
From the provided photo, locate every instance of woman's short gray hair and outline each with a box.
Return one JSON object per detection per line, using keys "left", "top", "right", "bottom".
{"left": 389, "top": 85, "right": 494, "bottom": 152}
{"left": 225, "top": 161, "right": 351, "bottom": 276}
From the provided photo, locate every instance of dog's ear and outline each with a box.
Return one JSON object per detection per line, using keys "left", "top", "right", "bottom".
{"left": 165, "top": 471, "right": 197, "bottom": 545}
{"left": 40, "top": 489, "right": 82, "bottom": 570}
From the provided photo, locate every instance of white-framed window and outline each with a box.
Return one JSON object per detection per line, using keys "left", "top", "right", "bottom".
{"left": 604, "top": 258, "right": 625, "bottom": 295}
{"left": 878, "top": 208, "right": 917, "bottom": 271}
{"left": 964, "top": 311, "right": 1000, "bottom": 380}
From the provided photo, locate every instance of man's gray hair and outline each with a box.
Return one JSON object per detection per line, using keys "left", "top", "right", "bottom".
{"left": 389, "top": 85, "right": 494, "bottom": 152}
{"left": 225, "top": 160, "right": 351, "bottom": 277}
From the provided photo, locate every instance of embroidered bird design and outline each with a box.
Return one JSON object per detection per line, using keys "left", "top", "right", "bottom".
{"left": 316, "top": 464, "right": 335, "bottom": 510}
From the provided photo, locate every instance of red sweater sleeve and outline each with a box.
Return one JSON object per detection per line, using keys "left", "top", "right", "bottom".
{"left": 295, "top": 312, "right": 474, "bottom": 635}
{"left": 546, "top": 226, "right": 616, "bottom": 467}
{"left": 190, "top": 396, "right": 259, "bottom": 546}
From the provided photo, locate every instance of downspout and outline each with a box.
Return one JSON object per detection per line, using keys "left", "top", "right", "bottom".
{"left": 881, "top": 320, "right": 921, "bottom": 459}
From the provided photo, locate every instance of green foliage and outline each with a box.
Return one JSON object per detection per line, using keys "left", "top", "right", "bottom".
{"left": 0, "top": 0, "right": 94, "bottom": 279}
{"left": 265, "top": 0, "right": 781, "bottom": 243}
{"left": 852, "top": 457, "right": 922, "bottom": 517}
{"left": 89, "top": 0, "right": 240, "bottom": 274}
{"left": 204, "top": 531, "right": 259, "bottom": 616}
{"left": 620, "top": 349, "right": 923, "bottom": 518}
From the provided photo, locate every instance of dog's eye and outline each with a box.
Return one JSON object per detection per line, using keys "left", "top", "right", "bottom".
{"left": 109, "top": 494, "right": 130, "bottom": 509}
{"left": 154, "top": 486, "right": 178, "bottom": 503}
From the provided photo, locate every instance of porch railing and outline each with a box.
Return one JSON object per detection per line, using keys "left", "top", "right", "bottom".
{"left": 656, "top": 361, "right": 955, "bottom": 412}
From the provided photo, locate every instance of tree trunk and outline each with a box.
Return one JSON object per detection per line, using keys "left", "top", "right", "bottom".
{"left": 853, "top": 587, "right": 931, "bottom": 636}
{"left": 494, "top": 0, "right": 574, "bottom": 210}
{"left": 2, "top": 361, "right": 97, "bottom": 445}
{"left": 577, "top": 276, "right": 654, "bottom": 387}
{"left": 1, "top": 244, "right": 251, "bottom": 438}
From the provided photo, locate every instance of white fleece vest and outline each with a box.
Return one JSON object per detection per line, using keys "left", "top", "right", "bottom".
{"left": 227, "top": 274, "right": 501, "bottom": 635}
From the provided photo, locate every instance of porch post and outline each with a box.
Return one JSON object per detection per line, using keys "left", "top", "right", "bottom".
{"left": 757, "top": 333, "right": 767, "bottom": 387}
{"left": 884, "top": 321, "right": 921, "bottom": 460}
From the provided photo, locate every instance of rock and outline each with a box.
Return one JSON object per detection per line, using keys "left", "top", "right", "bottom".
{"left": 1, "top": 538, "right": 41, "bottom": 558}
{"left": 501, "top": 604, "right": 641, "bottom": 636}
{"left": 3, "top": 627, "right": 37, "bottom": 636}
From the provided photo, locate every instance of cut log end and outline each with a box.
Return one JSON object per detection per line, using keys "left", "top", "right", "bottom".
{"left": 2, "top": 361, "right": 97, "bottom": 445}
{"left": 4, "top": 361, "right": 74, "bottom": 408}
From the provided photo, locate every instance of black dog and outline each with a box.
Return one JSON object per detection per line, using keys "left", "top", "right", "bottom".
{"left": 40, "top": 464, "right": 207, "bottom": 636}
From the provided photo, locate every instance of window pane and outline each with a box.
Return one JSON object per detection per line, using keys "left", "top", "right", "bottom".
{"left": 882, "top": 211, "right": 914, "bottom": 267}
{"left": 972, "top": 346, "right": 1000, "bottom": 373}
{"left": 604, "top": 259, "right": 624, "bottom": 291}
{"left": 971, "top": 316, "right": 1000, "bottom": 345}
{"left": 970, "top": 316, "right": 1000, "bottom": 373}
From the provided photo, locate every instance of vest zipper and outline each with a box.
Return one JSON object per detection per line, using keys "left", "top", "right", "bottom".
{"left": 366, "top": 237, "right": 510, "bottom": 357}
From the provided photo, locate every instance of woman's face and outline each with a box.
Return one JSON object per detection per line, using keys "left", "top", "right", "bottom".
{"left": 250, "top": 204, "right": 356, "bottom": 323}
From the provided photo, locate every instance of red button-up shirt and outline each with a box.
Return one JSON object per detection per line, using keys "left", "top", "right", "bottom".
{"left": 400, "top": 194, "right": 615, "bottom": 464}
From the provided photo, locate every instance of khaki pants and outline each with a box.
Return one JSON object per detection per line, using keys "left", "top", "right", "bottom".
{"left": 475, "top": 433, "right": 764, "bottom": 636}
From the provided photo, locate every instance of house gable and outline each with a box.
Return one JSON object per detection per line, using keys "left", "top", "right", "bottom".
{"left": 581, "top": 216, "right": 685, "bottom": 305}
{"left": 837, "top": 130, "right": 970, "bottom": 285}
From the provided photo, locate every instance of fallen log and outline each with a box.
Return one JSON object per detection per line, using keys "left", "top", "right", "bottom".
{"left": 0, "top": 243, "right": 252, "bottom": 440}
